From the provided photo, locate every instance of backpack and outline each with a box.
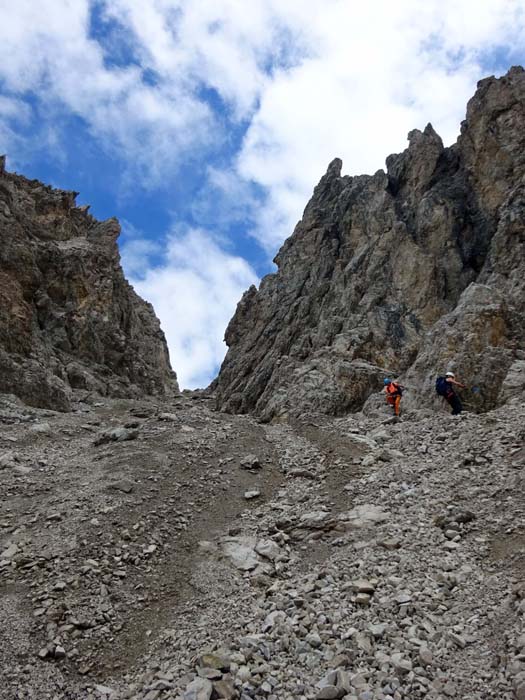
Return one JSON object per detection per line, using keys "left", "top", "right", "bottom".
{"left": 387, "top": 382, "right": 403, "bottom": 396}
{"left": 435, "top": 376, "right": 448, "bottom": 396}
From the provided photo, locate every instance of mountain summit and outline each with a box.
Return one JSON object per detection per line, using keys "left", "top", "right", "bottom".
{"left": 216, "top": 66, "right": 525, "bottom": 421}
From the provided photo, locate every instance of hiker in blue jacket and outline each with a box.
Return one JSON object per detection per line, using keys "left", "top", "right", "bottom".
{"left": 436, "top": 371, "right": 466, "bottom": 415}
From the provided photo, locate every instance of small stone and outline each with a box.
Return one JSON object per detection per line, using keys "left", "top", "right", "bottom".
{"left": 197, "top": 652, "right": 231, "bottom": 672}
{"left": 240, "top": 454, "right": 261, "bottom": 470}
{"left": 212, "top": 679, "right": 236, "bottom": 699}
{"left": 391, "top": 653, "right": 412, "bottom": 674}
{"left": 350, "top": 673, "right": 368, "bottom": 689}
{"left": 184, "top": 677, "right": 213, "bottom": 700}
{"left": 449, "top": 632, "right": 467, "bottom": 648}
{"left": 395, "top": 592, "right": 412, "bottom": 605}
{"left": 355, "top": 632, "right": 373, "bottom": 654}
{"left": 244, "top": 490, "right": 261, "bottom": 500}
{"left": 94, "top": 426, "right": 138, "bottom": 446}
{"left": 1, "top": 543, "right": 19, "bottom": 559}
{"left": 95, "top": 685, "right": 115, "bottom": 696}
{"left": 197, "top": 668, "right": 222, "bottom": 680}
{"left": 355, "top": 593, "right": 371, "bottom": 605}
{"left": 31, "top": 422, "right": 51, "bottom": 434}
{"left": 107, "top": 480, "right": 135, "bottom": 494}
{"left": 306, "top": 632, "right": 323, "bottom": 648}
{"left": 352, "top": 579, "right": 376, "bottom": 593}
{"left": 255, "top": 539, "right": 281, "bottom": 561}
{"left": 419, "top": 647, "right": 433, "bottom": 666}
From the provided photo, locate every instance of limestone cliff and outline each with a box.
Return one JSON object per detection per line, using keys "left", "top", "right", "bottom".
{"left": 216, "top": 66, "right": 525, "bottom": 420}
{"left": 0, "top": 158, "right": 177, "bottom": 410}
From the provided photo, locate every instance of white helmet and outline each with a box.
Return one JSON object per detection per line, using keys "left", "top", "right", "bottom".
{"left": 446, "top": 371, "right": 455, "bottom": 378}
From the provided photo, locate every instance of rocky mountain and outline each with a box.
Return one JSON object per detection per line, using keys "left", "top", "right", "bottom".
{"left": 216, "top": 66, "right": 525, "bottom": 421}
{"left": 0, "top": 157, "right": 177, "bottom": 410}
{"left": 1, "top": 66, "right": 525, "bottom": 700}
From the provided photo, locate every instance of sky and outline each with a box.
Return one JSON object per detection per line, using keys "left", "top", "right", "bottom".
{"left": 0, "top": 1, "right": 524, "bottom": 388}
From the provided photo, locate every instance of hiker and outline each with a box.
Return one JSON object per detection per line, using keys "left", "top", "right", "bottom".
{"left": 435, "top": 371, "right": 466, "bottom": 415}
{"left": 384, "top": 378, "right": 404, "bottom": 417}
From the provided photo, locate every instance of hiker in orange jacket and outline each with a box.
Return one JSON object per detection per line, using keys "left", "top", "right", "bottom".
{"left": 384, "top": 378, "right": 404, "bottom": 417}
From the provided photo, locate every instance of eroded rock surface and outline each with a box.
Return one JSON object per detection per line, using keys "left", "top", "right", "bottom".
{"left": 0, "top": 157, "right": 177, "bottom": 410}
{"left": 216, "top": 67, "right": 525, "bottom": 421}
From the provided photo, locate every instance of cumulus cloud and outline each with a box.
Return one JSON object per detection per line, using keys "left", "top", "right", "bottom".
{"left": 0, "top": 0, "right": 216, "bottom": 183}
{"left": 119, "top": 221, "right": 163, "bottom": 278}
{"left": 234, "top": 0, "right": 525, "bottom": 247}
{"left": 123, "top": 227, "right": 258, "bottom": 389}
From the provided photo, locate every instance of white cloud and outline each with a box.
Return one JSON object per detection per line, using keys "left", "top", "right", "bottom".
{"left": 119, "top": 224, "right": 163, "bottom": 279}
{"left": 234, "top": 0, "right": 525, "bottom": 247}
{"left": 124, "top": 227, "right": 258, "bottom": 389}
{"left": 0, "top": 0, "right": 216, "bottom": 183}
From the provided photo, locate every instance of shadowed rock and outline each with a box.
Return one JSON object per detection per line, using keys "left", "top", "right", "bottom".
{"left": 0, "top": 158, "right": 178, "bottom": 410}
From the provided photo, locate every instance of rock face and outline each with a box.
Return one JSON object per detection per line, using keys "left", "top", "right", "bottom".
{"left": 216, "top": 67, "right": 525, "bottom": 420}
{"left": 0, "top": 158, "right": 177, "bottom": 410}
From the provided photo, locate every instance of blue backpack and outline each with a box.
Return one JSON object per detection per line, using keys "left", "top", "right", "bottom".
{"left": 435, "top": 376, "right": 448, "bottom": 396}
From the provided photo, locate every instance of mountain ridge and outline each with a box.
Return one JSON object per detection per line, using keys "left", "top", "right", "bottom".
{"left": 0, "top": 156, "right": 178, "bottom": 410}
{"left": 215, "top": 66, "right": 525, "bottom": 421}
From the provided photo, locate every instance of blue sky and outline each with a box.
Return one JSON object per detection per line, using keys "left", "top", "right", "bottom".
{"left": 0, "top": 1, "right": 524, "bottom": 388}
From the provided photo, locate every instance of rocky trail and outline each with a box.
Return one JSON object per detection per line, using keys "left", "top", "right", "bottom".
{"left": 1, "top": 392, "right": 524, "bottom": 700}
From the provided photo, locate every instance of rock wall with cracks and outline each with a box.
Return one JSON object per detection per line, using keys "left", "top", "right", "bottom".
{"left": 0, "top": 157, "right": 178, "bottom": 410}
{"left": 216, "top": 66, "right": 525, "bottom": 421}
